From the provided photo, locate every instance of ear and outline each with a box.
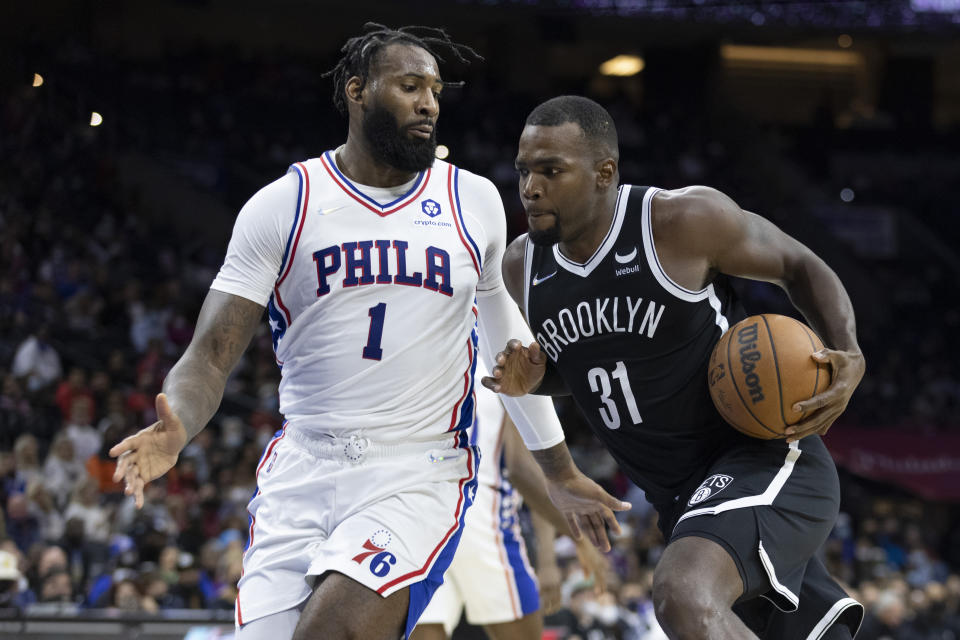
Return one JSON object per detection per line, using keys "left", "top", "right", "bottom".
{"left": 596, "top": 157, "right": 618, "bottom": 189}
{"left": 345, "top": 75, "right": 366, "bottom": 108}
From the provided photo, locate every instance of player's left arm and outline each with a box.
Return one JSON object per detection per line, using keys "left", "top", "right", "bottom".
{"left": 660, "top": 186, "right": 864, "bottom": 441}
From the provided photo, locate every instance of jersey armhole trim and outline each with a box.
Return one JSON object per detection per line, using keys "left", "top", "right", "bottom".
{"left": 448, "top": 166, "right": 482, "bottom": 276}
{"left": 273, "top": 162, "right": 311, "bottom": 326}
{"left": 641, "top": 187, "right": 712, "bottom": 302}
{"left": 523, "top": 237, "right": 533, "bottom": 326}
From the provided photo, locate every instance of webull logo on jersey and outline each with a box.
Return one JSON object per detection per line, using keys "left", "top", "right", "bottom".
{"left": 351, "top": 529, "right": 397, "bottom": 578}
{"left": 312, "top": 240, "right": 453, "bottom": 298}
{"left": 736, "top": 322, "right": 765, "bottom": 404}
{"left": 535, "top": 296, "right": 667, "bottom": 362}
{"left": 687, "top": 474, "right": 733, "bottom": 506}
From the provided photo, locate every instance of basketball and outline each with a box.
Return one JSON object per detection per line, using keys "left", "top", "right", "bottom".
{"left": 707, "top": 314, "right": 831, "bottom": 439}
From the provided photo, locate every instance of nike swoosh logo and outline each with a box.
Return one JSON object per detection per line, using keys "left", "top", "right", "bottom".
{"left": 532, "top": 271, "right": 557, "bottom": 286}
{"left": 319, "top": 205, "right": 347, "bottom": 215}
{"left": 614, "top": 247, "right": 638, "bottom": 264}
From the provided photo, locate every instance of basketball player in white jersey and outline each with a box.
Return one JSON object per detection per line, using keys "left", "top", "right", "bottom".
{"left": 108, "top": 25, "right": 629, "bottom": 640}
{"left": 413, "top": 366, "right": 609, "bottom": 640}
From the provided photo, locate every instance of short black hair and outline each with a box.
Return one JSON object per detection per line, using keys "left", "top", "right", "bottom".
{"left": 323, "top": 22, "right": 482, "bottom": 116}
{"left": 525, "top": 95, "right": 619, "bottom": 158}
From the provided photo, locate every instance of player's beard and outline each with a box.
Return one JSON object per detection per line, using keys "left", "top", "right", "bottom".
{"left": 362, "top": 104, "right": 437, "bottom": 172}
{"left": 528, "top": 222, "right": 562, "bottom": 247}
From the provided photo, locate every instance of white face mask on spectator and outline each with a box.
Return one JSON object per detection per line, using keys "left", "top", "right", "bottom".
{"left": 585, "top": 599, "right": 620, "bottom": 626}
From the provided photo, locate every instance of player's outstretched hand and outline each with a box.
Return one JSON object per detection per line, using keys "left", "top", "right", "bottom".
{"left": 575, "top": 538, "right": 610, "bottom": 595}
{"left": 109, "top": 393, "right": 188, "bottom": 508}
{"left": 480, "top": 339, "right": 546, "bottom": 397}
{"left": 546, "top": 470, "right": 631, "bottom": 553}
{"left": 784, "top": 348, "right": 865, "bottom": 442}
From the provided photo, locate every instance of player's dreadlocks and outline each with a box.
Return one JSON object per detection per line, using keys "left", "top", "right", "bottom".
{"left": 323, "top": 23, "right": 483, "bottom": 116}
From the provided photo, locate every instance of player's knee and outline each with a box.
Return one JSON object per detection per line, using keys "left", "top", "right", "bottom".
{"left": 652, "top": 571, "right": 722, "bottom": 638}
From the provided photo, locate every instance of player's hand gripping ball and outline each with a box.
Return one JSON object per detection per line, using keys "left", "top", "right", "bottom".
{"left": 708, "top": 314, "right": 831, "bottom": 439}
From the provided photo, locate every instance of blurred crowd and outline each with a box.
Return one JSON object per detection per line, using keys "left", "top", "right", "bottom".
{"left": 2, "top": 27, "right": 960, "bottom": 640}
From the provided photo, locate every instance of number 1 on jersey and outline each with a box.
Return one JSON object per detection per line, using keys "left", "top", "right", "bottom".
{"left": 362, "top": 303, "right": 387, "bottom": 360}
{"left": 587, "top": 361, "right": 642, "bottom": 430}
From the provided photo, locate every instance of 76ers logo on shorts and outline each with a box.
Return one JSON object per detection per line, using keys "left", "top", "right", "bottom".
{"left": 351, "top": 529, "right": 397, "bottom": 578}
{"left": 687, "top": 474, "right": 734, "bottom": 506}
{"left": 421, "top": 199, "right": 442, "bottom": 217}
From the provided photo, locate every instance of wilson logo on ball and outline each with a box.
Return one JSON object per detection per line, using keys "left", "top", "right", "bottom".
{"left": 707, "top": 314, "right": 831, "bottom": 440}
{"left": 737, "top": 322, "right": 765, "bottom": 404}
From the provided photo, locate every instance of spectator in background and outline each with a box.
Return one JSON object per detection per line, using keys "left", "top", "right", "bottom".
{"left": 858, "top": 589, "right": 906, "bottom": 639}
{"left": 12, "top": 433, "right": 41, "bottom": 493}
{"left": 54, "top": 368, "right": 94, "bottom": 421}
{"left": 86, "top": 423, "right": 123, "bottom": 496}
{"left": 109, "top": 577, "right": 156, "bottom": 612}
{"left": 38, "top": 568, "right": 73, "bottom": 603}
{"left": 0, "top": 374, "right": 34, "bottom": 440}
{"left": 25, "top": 481, "right": 65, "bottom": 543}
{"left": 0, "top": 548, "right": 34, "bottom": 610}
{"left": 63, "top": 478, "right": 110, "bottom": 545}
{"left": 4, "top": 494, "right": 40, "bottom": 553}
{"left": 11, "top": 326, "right": 62, "bottom": 393}
{"left": 63, "top": 395, "right": 101, "bottom": 465}
{"left": 42, "top": 432, "right": 88, "bottom": 509}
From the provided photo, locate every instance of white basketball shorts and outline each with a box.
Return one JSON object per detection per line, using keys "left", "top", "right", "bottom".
{"left": 235, "top": 425, "right": 479, "bottom": 640}
{"left": 416, "top": 480, "right": 539, "bottom": 633}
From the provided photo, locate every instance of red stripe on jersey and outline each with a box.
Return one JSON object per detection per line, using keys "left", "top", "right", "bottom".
{"left": 492, "top": 487, "right": 521, "bottom": 617}
{"left": 447, "top": 165, "right": 481, "bottom": 276}
{"left": 273, "top": 163, "right": 310, "bottom": 325}
{"left": 237, "top": 426, "right": 287, "bottom": 626}
{"left": 320, "top": 155, "right": 431, "bottom": 217}
{"left": 376, "top": 446, "right": 475, "bottom": 594}
{"left": 448, "top": 338, "right": 475, "bottom": 431}
{"left": 277, "top": 163, "right": 310, "bottom": 287}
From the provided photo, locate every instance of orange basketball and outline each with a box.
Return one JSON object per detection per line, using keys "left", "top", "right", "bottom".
{"left": 707, "top": 314, "right": 831, "bottom": 439}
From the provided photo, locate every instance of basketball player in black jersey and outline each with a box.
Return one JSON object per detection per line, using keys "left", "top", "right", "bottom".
{"left": 482, "top": 96, "right": 866, "bottom": 640}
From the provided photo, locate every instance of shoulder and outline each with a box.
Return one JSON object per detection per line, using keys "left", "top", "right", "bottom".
{"left": 652, "top": 185, "right": 736, "bottom": 221}
{"left": 245, "top": 170, "right": 302, "bottom": 211}
{"left": 651, "top": 185, "right": 742, "bottom": 238}
{"left": 446, "top": 163, "right": 501, "bottom": 202}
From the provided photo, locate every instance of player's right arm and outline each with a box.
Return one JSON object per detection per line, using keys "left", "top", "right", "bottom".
{"left": 110, "top": 291, "right": 263, "bottom": 507}
{"left": 111, "top": 170, "right": 297, "bottom": 508}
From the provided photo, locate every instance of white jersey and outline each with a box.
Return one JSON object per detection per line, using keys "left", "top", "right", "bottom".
{"left": 212, "top": 151, "right": 505, "bottom": 442}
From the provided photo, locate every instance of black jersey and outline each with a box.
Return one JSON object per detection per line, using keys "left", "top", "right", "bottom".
{"left": 524, "top": 185, "right": 752, "bottom": 504}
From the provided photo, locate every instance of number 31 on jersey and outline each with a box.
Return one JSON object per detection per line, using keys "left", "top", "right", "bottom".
{"left": 587, "top": 361, "right": 642, "bottom": 430}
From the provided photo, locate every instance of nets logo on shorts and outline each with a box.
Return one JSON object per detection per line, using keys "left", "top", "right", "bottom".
{"left": 351, "top": 529, "right": 397, "bottom": 578}
{"left": 687, "top": 474, "right": 734, "bottom": 506}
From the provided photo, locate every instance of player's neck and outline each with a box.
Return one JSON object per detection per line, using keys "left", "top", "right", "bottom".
{"left": 336, "top": 135, "right": 420, "bottom": 188}
{"left": 558, "top": 189, "right": 619, "bottom": 264}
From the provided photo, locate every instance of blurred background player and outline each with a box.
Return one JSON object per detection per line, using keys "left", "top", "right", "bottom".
{"left": 413, "top": 365, "right": 609, "bottom": 640}
{"left": 107, "top": 27, "right": 623, "bottom": 640}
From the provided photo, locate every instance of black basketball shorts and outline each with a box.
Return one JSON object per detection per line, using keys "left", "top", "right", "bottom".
{"left": 664, "top": 435, "right": 864, "bottom": 639}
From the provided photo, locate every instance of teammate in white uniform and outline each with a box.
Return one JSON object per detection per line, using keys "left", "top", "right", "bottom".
{"left": 413, "top": 369, "right": 608, "bottom": 639}
{"left": 109, "top": 24, "right": 627, "bottom": 640}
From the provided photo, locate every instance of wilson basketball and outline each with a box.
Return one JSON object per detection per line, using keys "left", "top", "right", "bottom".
{"left": 707, "top": 314, "right": 831, "bottom": 439}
